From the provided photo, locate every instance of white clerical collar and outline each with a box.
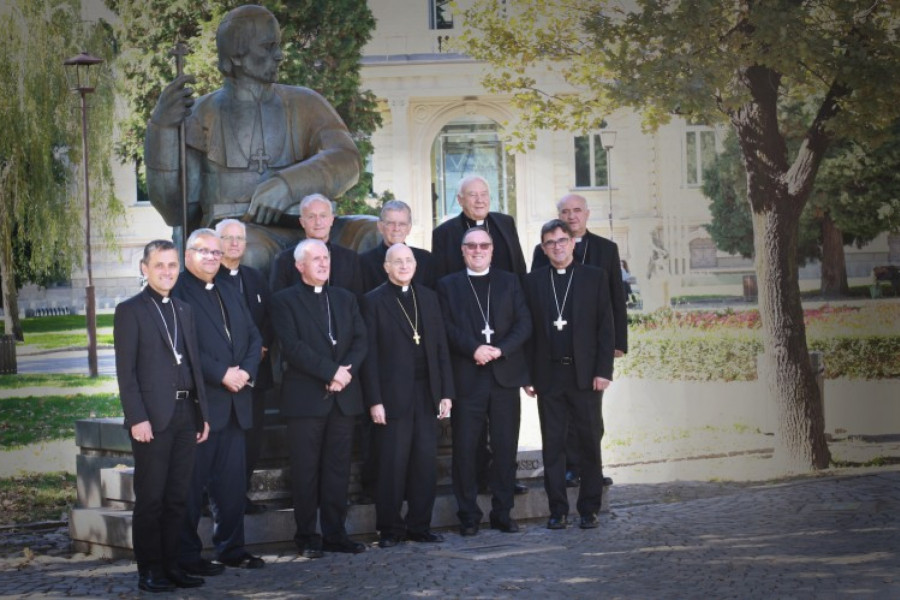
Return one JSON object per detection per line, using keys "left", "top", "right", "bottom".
{"left": 314, "top": 285, "right": 323, "bottom": 294}
{"left": 475, "top": 219, "right": 485, "bottom": 226}
{"left": 401, "top": 285, "right": 410, "bottom": 293}
{"left": 204, "top": 282, "right": 215, "bottom": 291}
{"left": 161, "top": 296, "right": 170, "bottom": 303}
{"left": 229, "top": 268, "right": 239, "bottom": 276}
{"left": 467, "top": 268, "right": 490, "bottom": 277}
{"left": 574, "top": 237, "right": 583, "bottom": 243}
{"left": 556, "top": 268, "right": 567, "bottom": 275}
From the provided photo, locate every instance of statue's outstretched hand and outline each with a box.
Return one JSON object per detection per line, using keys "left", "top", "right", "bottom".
{"left": 245, "top": 177, "right": 292, "bottom": 225}
{"left": 150, "top": 74, "right": 196, "bottom": 127}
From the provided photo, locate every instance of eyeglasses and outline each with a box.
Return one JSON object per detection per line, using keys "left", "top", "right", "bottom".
{"left": 189, "top": 247, "right": 224, "bottom": 258}
{"left": 542, "top": 237, "right": 571, "bottom": 249}
{"left": 381, "top": 220, "right": 410, "bottom": 229}
{"left": 388, "top": 258, "right": 416, "bottom": 267}
{"left": 462, "top": 242, "right": 493, "bottom": 251}
{"left": 221, "top": 235, "right": 246, "bottom": 243}
{"left": 464, "top": 191, "right": 490, "bottom": 200}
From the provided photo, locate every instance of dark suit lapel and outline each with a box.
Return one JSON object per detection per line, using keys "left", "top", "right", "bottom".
{"left": 297, "top": 285, "right": 332, "bottom": 345}
{"left": 140, "top": 292, "right": 177, "bottom": 353}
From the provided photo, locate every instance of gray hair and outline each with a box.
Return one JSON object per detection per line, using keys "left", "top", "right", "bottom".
{"left": 214, "top": 218, "right": 246, "bottom": 236}
{"left": 293, "top": 238, "right": 328, "bottom": 262}
{"left": 380, "top": 200, "right": 412, "bottom": 221}
{"left": 299, "top": 193, "right": 335, "bottom": 215}
{"left": 456, "top": 174, "right": 490, "bottom": 198}
{"left": 186, "top": 228, "right": 219, "bottom": 248}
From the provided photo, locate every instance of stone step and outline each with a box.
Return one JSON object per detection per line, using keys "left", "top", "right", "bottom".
{"left": 70, "top": 482, "right": 608, "bottom": 558}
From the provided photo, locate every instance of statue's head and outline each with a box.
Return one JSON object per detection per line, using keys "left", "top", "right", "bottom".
{"left": 216, "top": 4, "right": 283, "bottom": 83}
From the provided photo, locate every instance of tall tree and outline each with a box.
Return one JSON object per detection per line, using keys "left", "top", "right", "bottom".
{"left": 106, "top": 0, "right": 381, "bottom": 214}
{"left": 459, "top": 0, "right": 900, "bottom": 470}
{"left": 0, "top": 0, "right": 122, "bottom": 341}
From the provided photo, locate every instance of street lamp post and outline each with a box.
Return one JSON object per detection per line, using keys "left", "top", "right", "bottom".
{"left": 600, "top": 130, "right": 617, "bottom": 236}
{"left": 64, "top": 52, "right": 103, "bottom": 378}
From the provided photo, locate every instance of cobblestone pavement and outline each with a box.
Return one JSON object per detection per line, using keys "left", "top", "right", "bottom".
{"left": 1, "top": 467, "right": 897, "bottom": 599}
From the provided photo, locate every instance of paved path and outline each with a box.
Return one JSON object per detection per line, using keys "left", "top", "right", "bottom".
{"left": 1, "top": 467, "right": 897, "bottom": 599}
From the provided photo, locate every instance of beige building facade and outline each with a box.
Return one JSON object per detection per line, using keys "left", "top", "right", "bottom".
{"left": 14, "top": 0, "right": 894, "bottom": 315}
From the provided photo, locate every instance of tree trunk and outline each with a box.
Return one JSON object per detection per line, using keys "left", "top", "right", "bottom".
{"left": 819, "top": 211, "right": 848, "bottom": 297}
{"left": 752, "top": 200, "right": 831, "bottom": 471}
{"left": 0, "top": 221, "right": 24, "bottom": 342}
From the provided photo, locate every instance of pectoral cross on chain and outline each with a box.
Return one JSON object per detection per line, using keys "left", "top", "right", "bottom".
{"left": 481, "top": 324, "right": 494, "bottom": 343}
{"left": 413, "top": 331, "right": 421, "bottom": 345}
{"left": 250, "top": 146, "right": 270, "bottom": 174}
{"left": 553, "top": 317, "right": 568, "bottom": 331}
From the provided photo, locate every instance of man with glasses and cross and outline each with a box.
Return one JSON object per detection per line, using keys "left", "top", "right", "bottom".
{"left": 172, "top": 229, "right": 265, "bottom": 572}
{"left": 523, "top": 219, "right": 615, "bottom": 531}
{"left": 360, "top": 200, "right": 436, "bottom": 292}
{"left": 531, "top": 193, "right": 627, "bottom": 489}
{"left": 270, "top": 239, "right": 368, "bottom": 558}
{"left": 436, "top": 227, "right": 532, "bottom": 537}
{"left": 361, "top": 243, "right": 454, "bottom": 548}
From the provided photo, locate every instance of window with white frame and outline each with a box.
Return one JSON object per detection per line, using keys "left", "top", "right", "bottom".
{"left": 574, "top": 134, "right": 609, "bottom": 188}
{"left": 429, "top": 0, "right": 453, "bottom": 30}
{"left": 685, "top": 125, "right": 717, "bottom": 186}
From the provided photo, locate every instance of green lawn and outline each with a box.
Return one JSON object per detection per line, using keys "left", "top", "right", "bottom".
{"left": 0, "top": 393, "right": 122, "bottom": 448}
{"left": 0, "top": 373, "right": 115, "bottom": 389}
{"left": 0, "top": 313, "right": 114, "bottom": 335}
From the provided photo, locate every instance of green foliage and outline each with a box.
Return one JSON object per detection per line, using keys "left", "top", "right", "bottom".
{"left": 106, "top": 0, "right": 381, "bottom": 212}
{"left": 0, "top": 1, "right": 124, "bottom": 311}
{"left": 0, "top": 472, "right": 76, "bottom": 525}
{"left": 23, "top": 331, "right": 115, "bottom": 350}
{"left": 0, "top": 393, "right": 122, "bottom": 448}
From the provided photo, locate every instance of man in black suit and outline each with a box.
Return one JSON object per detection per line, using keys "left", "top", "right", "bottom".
{"left": 173, "top": 229, "right": 265, "bottom": 573}
{"left": 431, "top": 175, "right": 528, "bottom": 495}
{"left": 269, "top": 194, "right": 363, "bottom": 294}
{"left": 436, "top": 227, "right": 532, "bottom": 537}
{"left": 357, "top": 200, "right": 435, "bottom": 503}
{"left": 361, "top": 243, "right": 454, "bottom": 548}
{"left": 115, "top": 240, "right": 211, "bottom": 593}
{"left": 431, "top": 174, "right": 527, "bottom": 279}
{"left": 523, "top": 219, "right": 615, "bottom": 531}
{"left": 531, "top": 194, "right": 627, "bottom": 488}
{"left": 270, "top": 239, "right": 368, "bottom": 558}
{"left": 360, "top": 200, "right": 436, "bottom": 291}
{"left": 216, "top": 219, "right": 273, "bottom": 515}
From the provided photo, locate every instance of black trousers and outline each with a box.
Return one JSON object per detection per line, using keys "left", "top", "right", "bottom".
{"left": 286, "top": 405, "right": 355, "bottom": 545}
{"left": 131, "top": 398, "right": 197, "bottom": 571}
{"left": 180, "top": 413, "right": 247, "bottom": 564}
{"left": 451, "top": 375, "right": 520, "bottom": 525}
{"left": 375, "top": 379, "right": 438, "bottom": 537}
{"left": 537, "top": 370, "right": 605, "bottom": 517}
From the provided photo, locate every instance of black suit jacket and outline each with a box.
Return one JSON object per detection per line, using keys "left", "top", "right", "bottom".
{"left": 436, "top": 270, "right": 532, "bottom": 390}
{"left": 114, "top": 288, "right": 209, "bottom": 432}
{"left": 270, "top": 241, "right": 363, "bottom": 295}
{"left": 172, "top": 270, "right": 262, "bottom": 432}
{"left": 532, "top": 230, "right": 627, "bottom": 353}
{"left": 359, "top": 243, "right": 436, "bottom": 292}
{"left": 270, "top": 283, "right": 367, "bottom": 418}
{"left": 523, "top": 263, "right": 615, "bottom": 394}
{"left": 220, "top": 264, "right": 274, "bottom": 390}
{"left": 361, "top": 282, "right": 455, "bottom": 417}
{"left": 431, "top": 212, "right": 527, "bottom": 280}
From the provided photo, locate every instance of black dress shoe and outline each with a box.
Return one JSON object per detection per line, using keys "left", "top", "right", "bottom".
{"left": 323, "top": 537, "right": 366, "bottom": 554}
{"left": 459, "top": 523, "right": 479, "bottom": 537}
{"left": 137, "top": 572, "right": 176, "bottom": 593}
{"left": 565, "top": 471, "right": 581, "bottom": 488}
{"left": 298, "top": 543, "right": 324, "bottom": 559}
{"left": 602, "top": 476, "right": 614, "bottom": 486}
{"left": 579, "top": 513, "right": 600, "bottom": 529}
{"left": 244, "top": 499, "right": 267, "bottom": 514}
{"left": 407, "top": 530, "right": 444, "bottom": 543}
{"left": 547, "top": 515, "right": 568, "bottom": 530}
{"left": 164, "top": 567, "right": 204, "bottom": 588}
{"left": 179, "top": 558, "right": 225, "bottom": 576}
{"left": 378, "top": 534, "right": 402, "bottom": 548}
{"left": 489, "top": 516, "right": 520, "bottom": 533}
{"left": 514, "top": 482, "right": 529, "bottom": 495}
{"left": 219, "top": 553, "right": 265, "bottom": 569}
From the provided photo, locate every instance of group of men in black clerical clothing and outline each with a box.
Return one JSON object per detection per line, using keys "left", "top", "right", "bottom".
{"left": 115, "top": 177, "right": 626, "bottom": 591}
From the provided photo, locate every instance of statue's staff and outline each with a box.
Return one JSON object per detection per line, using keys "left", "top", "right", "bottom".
{"left": 170, "top": 41, "right": 190, "bottom": 260}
